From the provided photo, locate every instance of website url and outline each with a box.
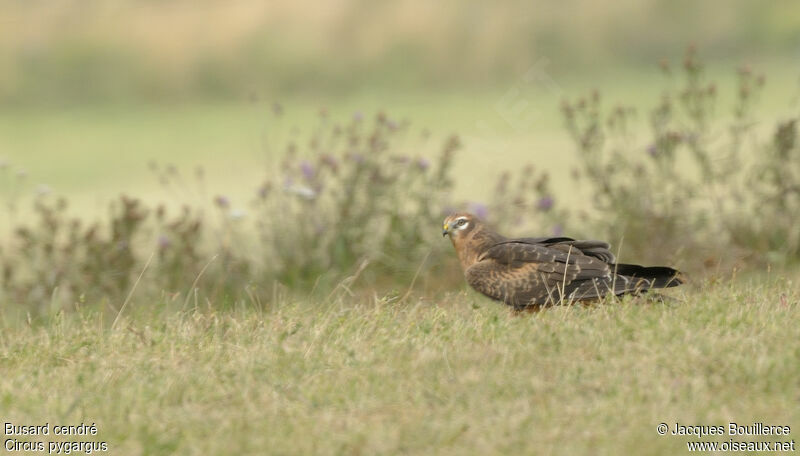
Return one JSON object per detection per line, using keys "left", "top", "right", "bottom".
{"left": 687, "top": 439, "right": 795, "bottom": 452}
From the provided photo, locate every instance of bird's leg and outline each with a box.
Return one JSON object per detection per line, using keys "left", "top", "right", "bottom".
{"left": 510, "top": 304, "right": 543, "bottom": 316}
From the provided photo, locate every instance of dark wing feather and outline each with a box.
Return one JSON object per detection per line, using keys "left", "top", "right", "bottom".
{"left": 612, "top": 264, "right": 684, "bottom": 288}
{"left": 467, "top": 241, "right": 616, "bottom": 307}
{"left": 511, "top": 237, "right": 616, "bottom": 263}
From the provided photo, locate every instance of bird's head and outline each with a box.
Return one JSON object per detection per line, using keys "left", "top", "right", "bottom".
{"left": 443, "top": 212, "right": 504, "bottom": 270}
{"left": 442, "top": 212, "right": 480, "bottom": 241}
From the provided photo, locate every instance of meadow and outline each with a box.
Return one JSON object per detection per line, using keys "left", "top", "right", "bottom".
{"left": 2, "top": 27, "right": 800, "bottom": 454}
{"left": 2, "top": 278, "right": 798, "bottom": 455}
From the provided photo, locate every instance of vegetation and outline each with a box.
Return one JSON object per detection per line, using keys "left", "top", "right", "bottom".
{"left": 0, "top": 106, "right": 566, "bottom": 314}
{"left": 2, "top": 279, "right": 797, "bottom": 455}
{"left": 561, "top": 48, "right": 800, "bottom": 270}
{"left": 2, "top": 49, "right": 798, "bottom": 315}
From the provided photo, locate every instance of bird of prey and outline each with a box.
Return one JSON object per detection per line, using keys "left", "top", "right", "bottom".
{"left": 442, "top": 212, "right": 683, "bottom": 309}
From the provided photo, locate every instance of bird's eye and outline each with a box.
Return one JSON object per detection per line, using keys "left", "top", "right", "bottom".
{"left": 457, "top": 219, "right": 466, "bottom": 226}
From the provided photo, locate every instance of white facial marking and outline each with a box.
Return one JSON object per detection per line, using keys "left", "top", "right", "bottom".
{"left": 455, "top": 217, "right": 469, "bottom": 230}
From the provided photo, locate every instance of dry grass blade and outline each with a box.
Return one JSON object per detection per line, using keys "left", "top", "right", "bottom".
{"left": 111, "top": 250, "right": 155, "bottom": 330}
{"left": 182, "top": 254, "right": 218, "bottom": 311}
{"left": 399, "top": 250, "right": 431, "bottom": 304}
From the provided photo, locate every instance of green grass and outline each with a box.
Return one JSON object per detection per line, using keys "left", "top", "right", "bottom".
{"left": 1, "top": 278, "right": 798, "bottom": 455}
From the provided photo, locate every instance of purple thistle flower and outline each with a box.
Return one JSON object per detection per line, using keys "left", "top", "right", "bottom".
{"left": 353, "top": 111, "right": 363, "bottom": 122}
{"left": 537, "top": 196, "right": 554, "bottom": 212}
{"left": 257, "top": 183, "right": 271, "bottom": 199}
{"left": 467, "top": 202, "right": 489, "bottom": 220}
{"left": 300, "top": 160, "right": 315, "bottom": 180}
{"left": 157, "top": 234, "right": 171, "bottom": 250}
{"left": 552, "top": 224, "right": 564, "bottom": 236}
{"left": 416, "top": 158, "right": 430, "bottom": 171}
{"left": 214, "top": 195, "right": 230, "bottom": 209}
{"left": 646, "top": 144, "right": 658, "bottom": 157}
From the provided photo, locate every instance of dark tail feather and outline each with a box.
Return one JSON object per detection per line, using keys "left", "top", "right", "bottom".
{"left": 613, "top": 264, "right": 684, "bottom": 288}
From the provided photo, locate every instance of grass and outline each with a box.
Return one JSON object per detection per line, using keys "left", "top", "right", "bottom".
{"left": 1, "top": 277, "right": 798, "bottom": 455}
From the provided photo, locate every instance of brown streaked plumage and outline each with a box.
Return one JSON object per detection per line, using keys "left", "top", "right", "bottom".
{"left": 442, "top": 212, "right": 684, "bottom": 309}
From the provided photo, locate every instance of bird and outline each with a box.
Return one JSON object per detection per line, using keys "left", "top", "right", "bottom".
{"left": 442, "top": 212, "right": 684, "bottom": 309}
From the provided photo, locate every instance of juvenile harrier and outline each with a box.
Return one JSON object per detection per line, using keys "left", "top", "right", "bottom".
{"left": 443, "top": 212, "right": 683, "bottom": 309}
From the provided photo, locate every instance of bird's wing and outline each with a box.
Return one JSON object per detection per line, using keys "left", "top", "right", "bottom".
{"left": 465, "top": 240, "right": 616, "bottom": 306}
{"left": 512, "top": 237, "right": 616, "bottom": 263}
{"left": 479, "top": 240, "right": 611, "bottom": 274}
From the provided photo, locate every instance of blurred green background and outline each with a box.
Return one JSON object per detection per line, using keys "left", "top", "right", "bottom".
{"left": 1, "top": 0, "right": 799, "bottom": 212}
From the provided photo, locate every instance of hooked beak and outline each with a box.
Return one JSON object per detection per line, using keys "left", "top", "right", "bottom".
{"left": 442, "top": 223, "right": 449, "bottom": 237}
